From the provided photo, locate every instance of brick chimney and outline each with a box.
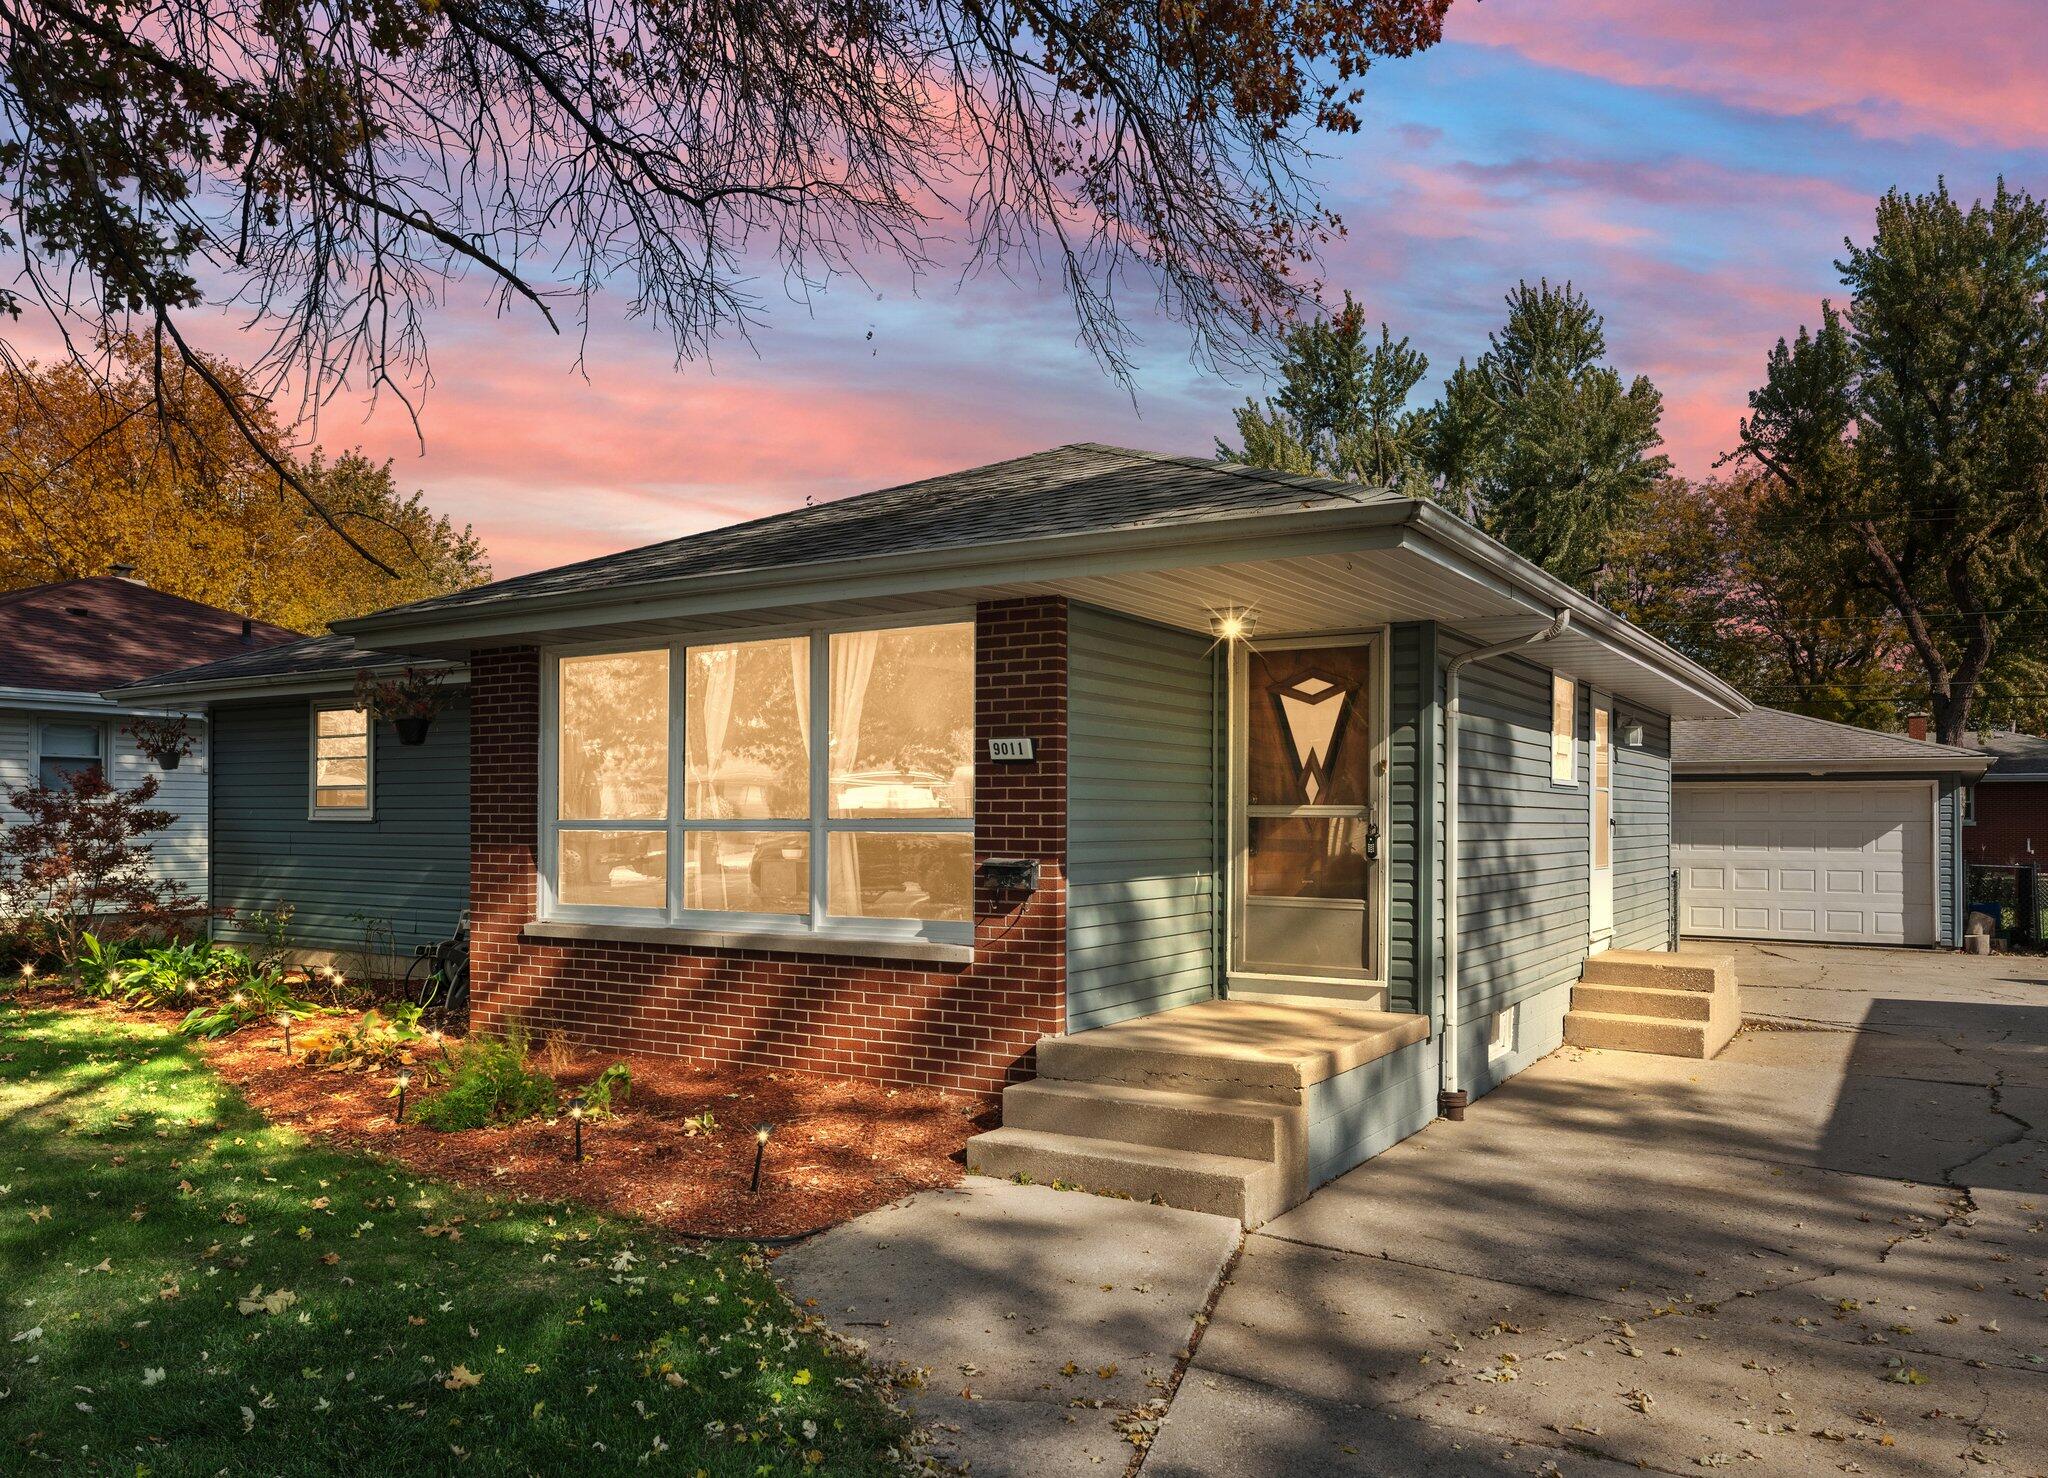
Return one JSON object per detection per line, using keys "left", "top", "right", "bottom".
{"left": 1906, "top": 712, "right": 1929, "bottom": 741}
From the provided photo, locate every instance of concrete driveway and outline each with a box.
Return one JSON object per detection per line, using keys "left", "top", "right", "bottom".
{"left": 1150, "top": 943, "right": 2048, "bottom": 1476}
{"left": 779, "top": 943, "right": 2048, "bottom": 1476}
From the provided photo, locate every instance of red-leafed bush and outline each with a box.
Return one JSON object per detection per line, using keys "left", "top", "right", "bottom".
{"left": 1, "top": 769, "right": 199, "bottom": 961}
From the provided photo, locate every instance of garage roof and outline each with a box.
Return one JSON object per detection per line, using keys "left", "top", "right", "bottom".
{"left": 1674, "top": 707, "right": 1990, "bottom": 777}
{"left": 1962, "top": 728, "right": 2048, "bottom": 779}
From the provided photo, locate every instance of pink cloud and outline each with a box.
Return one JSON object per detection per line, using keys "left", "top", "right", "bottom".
{"left": 1458, "top": 0, "right": 2048, "bottom": 148}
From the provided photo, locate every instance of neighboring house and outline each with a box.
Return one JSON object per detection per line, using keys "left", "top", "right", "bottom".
{"left": 278, "top": 443, "right": 1748, "bottom": 1219}
{"left": 0, "top": 574, "right": 297, "bottom": 902}
{"left": 113, "top": 634, "right": 470, "bottom": 972}
{"left": 1670, "top": 707, "right": 1990, "bottom": 948}
{"left": 1958, "top": 727, "right": 2048, "bottom": 868}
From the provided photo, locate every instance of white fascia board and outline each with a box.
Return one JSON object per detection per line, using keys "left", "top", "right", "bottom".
{"left": 0, "top": 685, "right": 200, "bottom": 719}
{"left": 109, "top": 662, "right": 469, "bottom": 708}
{"left": 1676, "top": 756, "right": 1994, "bottom": 778}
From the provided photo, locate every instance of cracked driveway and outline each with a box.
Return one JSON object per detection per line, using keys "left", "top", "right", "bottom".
{"left": 1147, "top": 943, "right": 2048, "bottom": 1476}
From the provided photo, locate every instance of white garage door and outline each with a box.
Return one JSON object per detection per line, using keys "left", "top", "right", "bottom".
{"left": 1675, "top": 782, "right": 1936, "bottom": 946}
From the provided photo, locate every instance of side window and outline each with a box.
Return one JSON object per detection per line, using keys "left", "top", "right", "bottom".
{"left": 37, "top": 720, "right": 105, "bottom": 790}
{"left": 1550, "top": 673, "right": 1577, "bottom": 785}
{"left": 310, "top": 705, "right": 374, "bottom": 818}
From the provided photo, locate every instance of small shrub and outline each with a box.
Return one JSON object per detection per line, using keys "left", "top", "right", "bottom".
{"left": 0, "top": 769, "right": 200, "bottom": 961}
{"left": 75, "top": 932, "right": 142, "bottom": 999}
{"left": 681, "top": 1109, "right": 717, "bottom": 1137}
{"left": 412, "top": 1026, "right": 558, "bottom": 1131}
{"left": 581, "top": 1062, "right": 632, "bottom": 1117}
{"left": 177, "top": 974, "right": 313, "bottom": 1039}
{"left": 122, "top": 939, "right": 250, "bottom": 1008}
{"left": 297, "top": 1001, "right": 426, "bottom": 1069}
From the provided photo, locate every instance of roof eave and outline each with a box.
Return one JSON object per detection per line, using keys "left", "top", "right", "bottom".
{"left": 1677, "top": 756, "right": 1994, "bottom": 777}
{"left": 109, "top": 657, "right": 468, "bottom": 707}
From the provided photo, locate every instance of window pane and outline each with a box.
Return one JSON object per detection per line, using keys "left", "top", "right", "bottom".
{"left": 314, "top": 785, "right": 368, "bottom": 810}
{"left": 39, "top": 721, "right": 103, "bottom": 759}
{"left": 682, "top": 830, "right": 809, "bottom": 916}
{"left": 317, "top": 756, "right": 369, "bottom": 788}
{"left": 558, "top": 830, "right": 667, "bottom": 909}
{"left": 317, "top": 708, "right": 368, "bottom": 739}
{"left": 686, "top": 637, "right": 808, "bottom": 819}
{"left": 827, "top": 832, "right": 972, "bottom": 922}
{"left": 1551, "top": 674, "right": 1576, "bottom": 783}
{"left": 1245, "top": 816, "right": 1371, "bottom": 901}
{"left": 315, "top": 734, "right": 367, "bottom": 760}
{"left": 41, "top": 758, "right": 101, "bottom": 790}
{"left": 1246, "top": 645, "right": 1371, "bottom": 808}
{"left": 559, "top": 650, "right": 669, "bottom": 821}
{"left": 829, "top": 624, "right": 973, "bottom": 818}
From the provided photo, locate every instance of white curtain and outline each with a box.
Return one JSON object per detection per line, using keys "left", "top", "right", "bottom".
{"left": 826, "top": 631, "right": 881, "bottom": 916}
{"left": 693, "top": 648, "right": 737, "bottom": 905}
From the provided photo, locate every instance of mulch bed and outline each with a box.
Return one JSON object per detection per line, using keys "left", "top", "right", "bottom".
{"left": 17, "top": 988, "right": 987, "bottom": 1239}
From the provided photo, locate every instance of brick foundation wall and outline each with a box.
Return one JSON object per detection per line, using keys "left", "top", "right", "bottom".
{"left": 1964, "top": 780, "right": 2048, "bottom": 867}
{"left": 466, "top": 598, "right": 1068, "bottom": 1097}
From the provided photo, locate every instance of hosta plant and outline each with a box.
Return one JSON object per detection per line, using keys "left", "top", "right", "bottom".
{"left": 177, "top": 973, "right": 313, "bottom": 1039}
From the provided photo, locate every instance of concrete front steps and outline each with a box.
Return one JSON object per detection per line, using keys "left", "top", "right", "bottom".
{"left": 1563, "top": 948, "right": 1740, "bottom": 1059}
{"left": 966, "top": 998, "right": 1426, "bottom": 1228}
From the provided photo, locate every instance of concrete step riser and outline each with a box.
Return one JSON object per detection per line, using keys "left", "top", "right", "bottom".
{"left": 1002, "top": 1082, "right": 1289, "bottom": 1162}
{"left": 1563, "top": 1008, "right": 1738, "bottom": 1060}
{"left": 1571, "top": 983, "right": 1715, "bottom": 1022}
{"left": 965, "top": 1132, "right": 1288, "bottom": 1226}
{"left": 1580, "top": 957, "right": 1726, "bottom": 993}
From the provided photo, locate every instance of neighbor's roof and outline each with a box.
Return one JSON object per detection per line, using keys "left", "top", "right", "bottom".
{"left": 346, "top": 444, "right": 1410, "bottom": 627}
{"left": 108, "top": 631, "right": 460, "bottom": 704}
{"left": 1962, "top": 728, "right": 2048, "bottom": 779}
{"left": 0, "top": 577, "right": 298, "bottom": 693}
{"left": 1675, "top": 707, "right": 1991, "bottom": 777}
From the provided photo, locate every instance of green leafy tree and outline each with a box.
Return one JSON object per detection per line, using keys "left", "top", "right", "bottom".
{"left": 1427, "top": 280, "right": 1670, "bottom": 591}
{"left": 1729, "top": 181, "right": 2048, "bottom": 745}
{"left": 1218, "top": 295, "right": 1432, "bottom": 490}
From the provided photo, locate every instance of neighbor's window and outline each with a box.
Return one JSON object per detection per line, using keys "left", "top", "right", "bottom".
{"left": 310, "top": 706, "right": 373, "bottom": 817}
{"left": 37, "top": 719, "right": 105, "bottom": 790}
{"left": 1550, "top": 672, "right": 1577, "bottom": 784}
{"left": 545, "top": 621, "right": 975, "bottom": 940}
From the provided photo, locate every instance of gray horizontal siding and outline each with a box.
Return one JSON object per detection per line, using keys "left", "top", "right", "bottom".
{"left": 1066, "top": 606, "right": 1219, "bottom": 1032}
{"left": 1612, "top": 700, "right": 1673, "bottom": 951}
{"left": 1940, "top": 778, "right": 1961, "bottom": 948}
{"left": 209, "top": 694, "right": 470, "bottom": 959}
{"left": 1449, "top": 638, "right": 1590, "bottom": 1022}
{"left": 1386, "top": 623, "right": 1436, "bottom": 1015}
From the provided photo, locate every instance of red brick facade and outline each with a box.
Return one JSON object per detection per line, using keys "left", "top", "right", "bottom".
{"left": 1964, "top": 781, "right": 2048, "bottom": 867}
{"left": 467, "top": 598, "right": 1068, "bottom": 1097}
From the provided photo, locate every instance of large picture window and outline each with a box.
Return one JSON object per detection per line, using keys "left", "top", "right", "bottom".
{"left": 544, "top": 620, "right": 975, "bottom": 942}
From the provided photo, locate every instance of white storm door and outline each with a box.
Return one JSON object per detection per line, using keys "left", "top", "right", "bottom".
{"left": 1589, "top": 692, "right": 1614, "bottom": 951}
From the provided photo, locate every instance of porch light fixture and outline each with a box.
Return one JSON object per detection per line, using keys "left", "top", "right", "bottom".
{"left": 750, "top": 1123, "right": 773, "bottom": 1194}
{"left": 568, "top": 1093, "right": 587, "bottom": 1163}
{"left": 394, "top": 1067, "right": 413, "bottom": 1124}
{"left": 1622, "top": 721, "right": 1645, "bottom": 749}
{"left": 1209, "top": 607, "right": 1258, "bottom": 642}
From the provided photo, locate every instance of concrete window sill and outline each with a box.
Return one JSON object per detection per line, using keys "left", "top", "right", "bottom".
{"left": 521, "top": 919, "right": 974, "bottom": 966}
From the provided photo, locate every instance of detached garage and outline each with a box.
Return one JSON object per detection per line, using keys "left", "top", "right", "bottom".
{"left": 1671, "top": 708, "right": 1990, "bottom": 949}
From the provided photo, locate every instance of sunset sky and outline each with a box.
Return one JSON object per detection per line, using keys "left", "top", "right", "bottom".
{"left": 304, "top": 0, "right": 2047, "bottom": 577}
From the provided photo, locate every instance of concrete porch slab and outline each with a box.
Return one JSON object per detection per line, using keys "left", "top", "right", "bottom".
{"left": 1038, "top": 997, "right": 1430, "bottom": 1101}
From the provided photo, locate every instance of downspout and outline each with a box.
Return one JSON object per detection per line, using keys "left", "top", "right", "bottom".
{"left": 1440, "top": 610, "right": 1571, "bottom": 1117}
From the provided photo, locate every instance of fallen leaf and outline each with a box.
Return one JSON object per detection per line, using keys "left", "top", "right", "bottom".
{"left": 443, "top": 1365, "right": 482, "bottom": 1390}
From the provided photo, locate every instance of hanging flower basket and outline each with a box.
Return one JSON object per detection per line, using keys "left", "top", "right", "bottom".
{"left": 124, "top": 714, "right": 194, "bottom": 771}
{"left": 355, "top": 667, "right": 453, "bottom": 747}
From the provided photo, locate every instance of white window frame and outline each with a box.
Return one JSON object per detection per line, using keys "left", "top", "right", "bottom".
{"left": 1550, "top": 671, "right": 1579, "bottom": 787}
{"left": 308, "top": 702, "right": 376, "bottom": 821}
{"left": 32, "top": 716, "right": 109, "bottom": 791}
{"left": 538, "top": 612, "right": 977, "bottom": 945}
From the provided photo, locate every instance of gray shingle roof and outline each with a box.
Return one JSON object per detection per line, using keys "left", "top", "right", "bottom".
{"left": 350, "top": 444, "right": 1402, "bottom": 625}
{"left": 1674, "top": 707, "right": 1984, "bottom": 771}
{"left": 108, "top": 632, "right": 450, "bottom": 696}
{"left": 1963, "top": 729, "right": 2048, "bottom": 777}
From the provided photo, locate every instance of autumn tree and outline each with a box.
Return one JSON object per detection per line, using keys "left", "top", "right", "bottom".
{"left": 0, "top": 769, "right": 197, "bottom": 960}
{"left": 0, "top": 337, "right": 488, "bottom": 630}
{"left": 0, "top": 0, "right": 1458, "bottom": 546}
{"left": 1729, "top": 181, "right": 2048, "bottom": 745}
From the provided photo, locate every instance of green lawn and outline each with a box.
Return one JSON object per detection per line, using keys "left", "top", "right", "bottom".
{"left": 0, "top": 1000, "right": 915, "bottom": 1475}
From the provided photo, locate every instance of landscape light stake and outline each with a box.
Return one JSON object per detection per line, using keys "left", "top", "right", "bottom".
{"left": 569, "top": 1094, "right": 586, "bottom": 1164}
{"left": 277, "top": 1012, "right": 292, "bottom": 1056}
{"left": 395, "top": 1068, "right": 412, "bottom": 1124}
{"left": 750, "top": 1123, "right": 773, "bottom": 1194}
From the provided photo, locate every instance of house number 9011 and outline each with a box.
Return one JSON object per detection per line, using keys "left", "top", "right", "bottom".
{"left": 988, "top": 737, "right": 1035, "bottom": 763}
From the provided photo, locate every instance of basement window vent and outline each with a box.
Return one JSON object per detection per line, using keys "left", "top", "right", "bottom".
{"left": 1487, "top": 1005, "right": 1518, "bottom": 1063}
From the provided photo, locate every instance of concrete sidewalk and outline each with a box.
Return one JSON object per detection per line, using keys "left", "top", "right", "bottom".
{"left": 774, "top": 1177, "right": 1239, "bottom": 1475}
